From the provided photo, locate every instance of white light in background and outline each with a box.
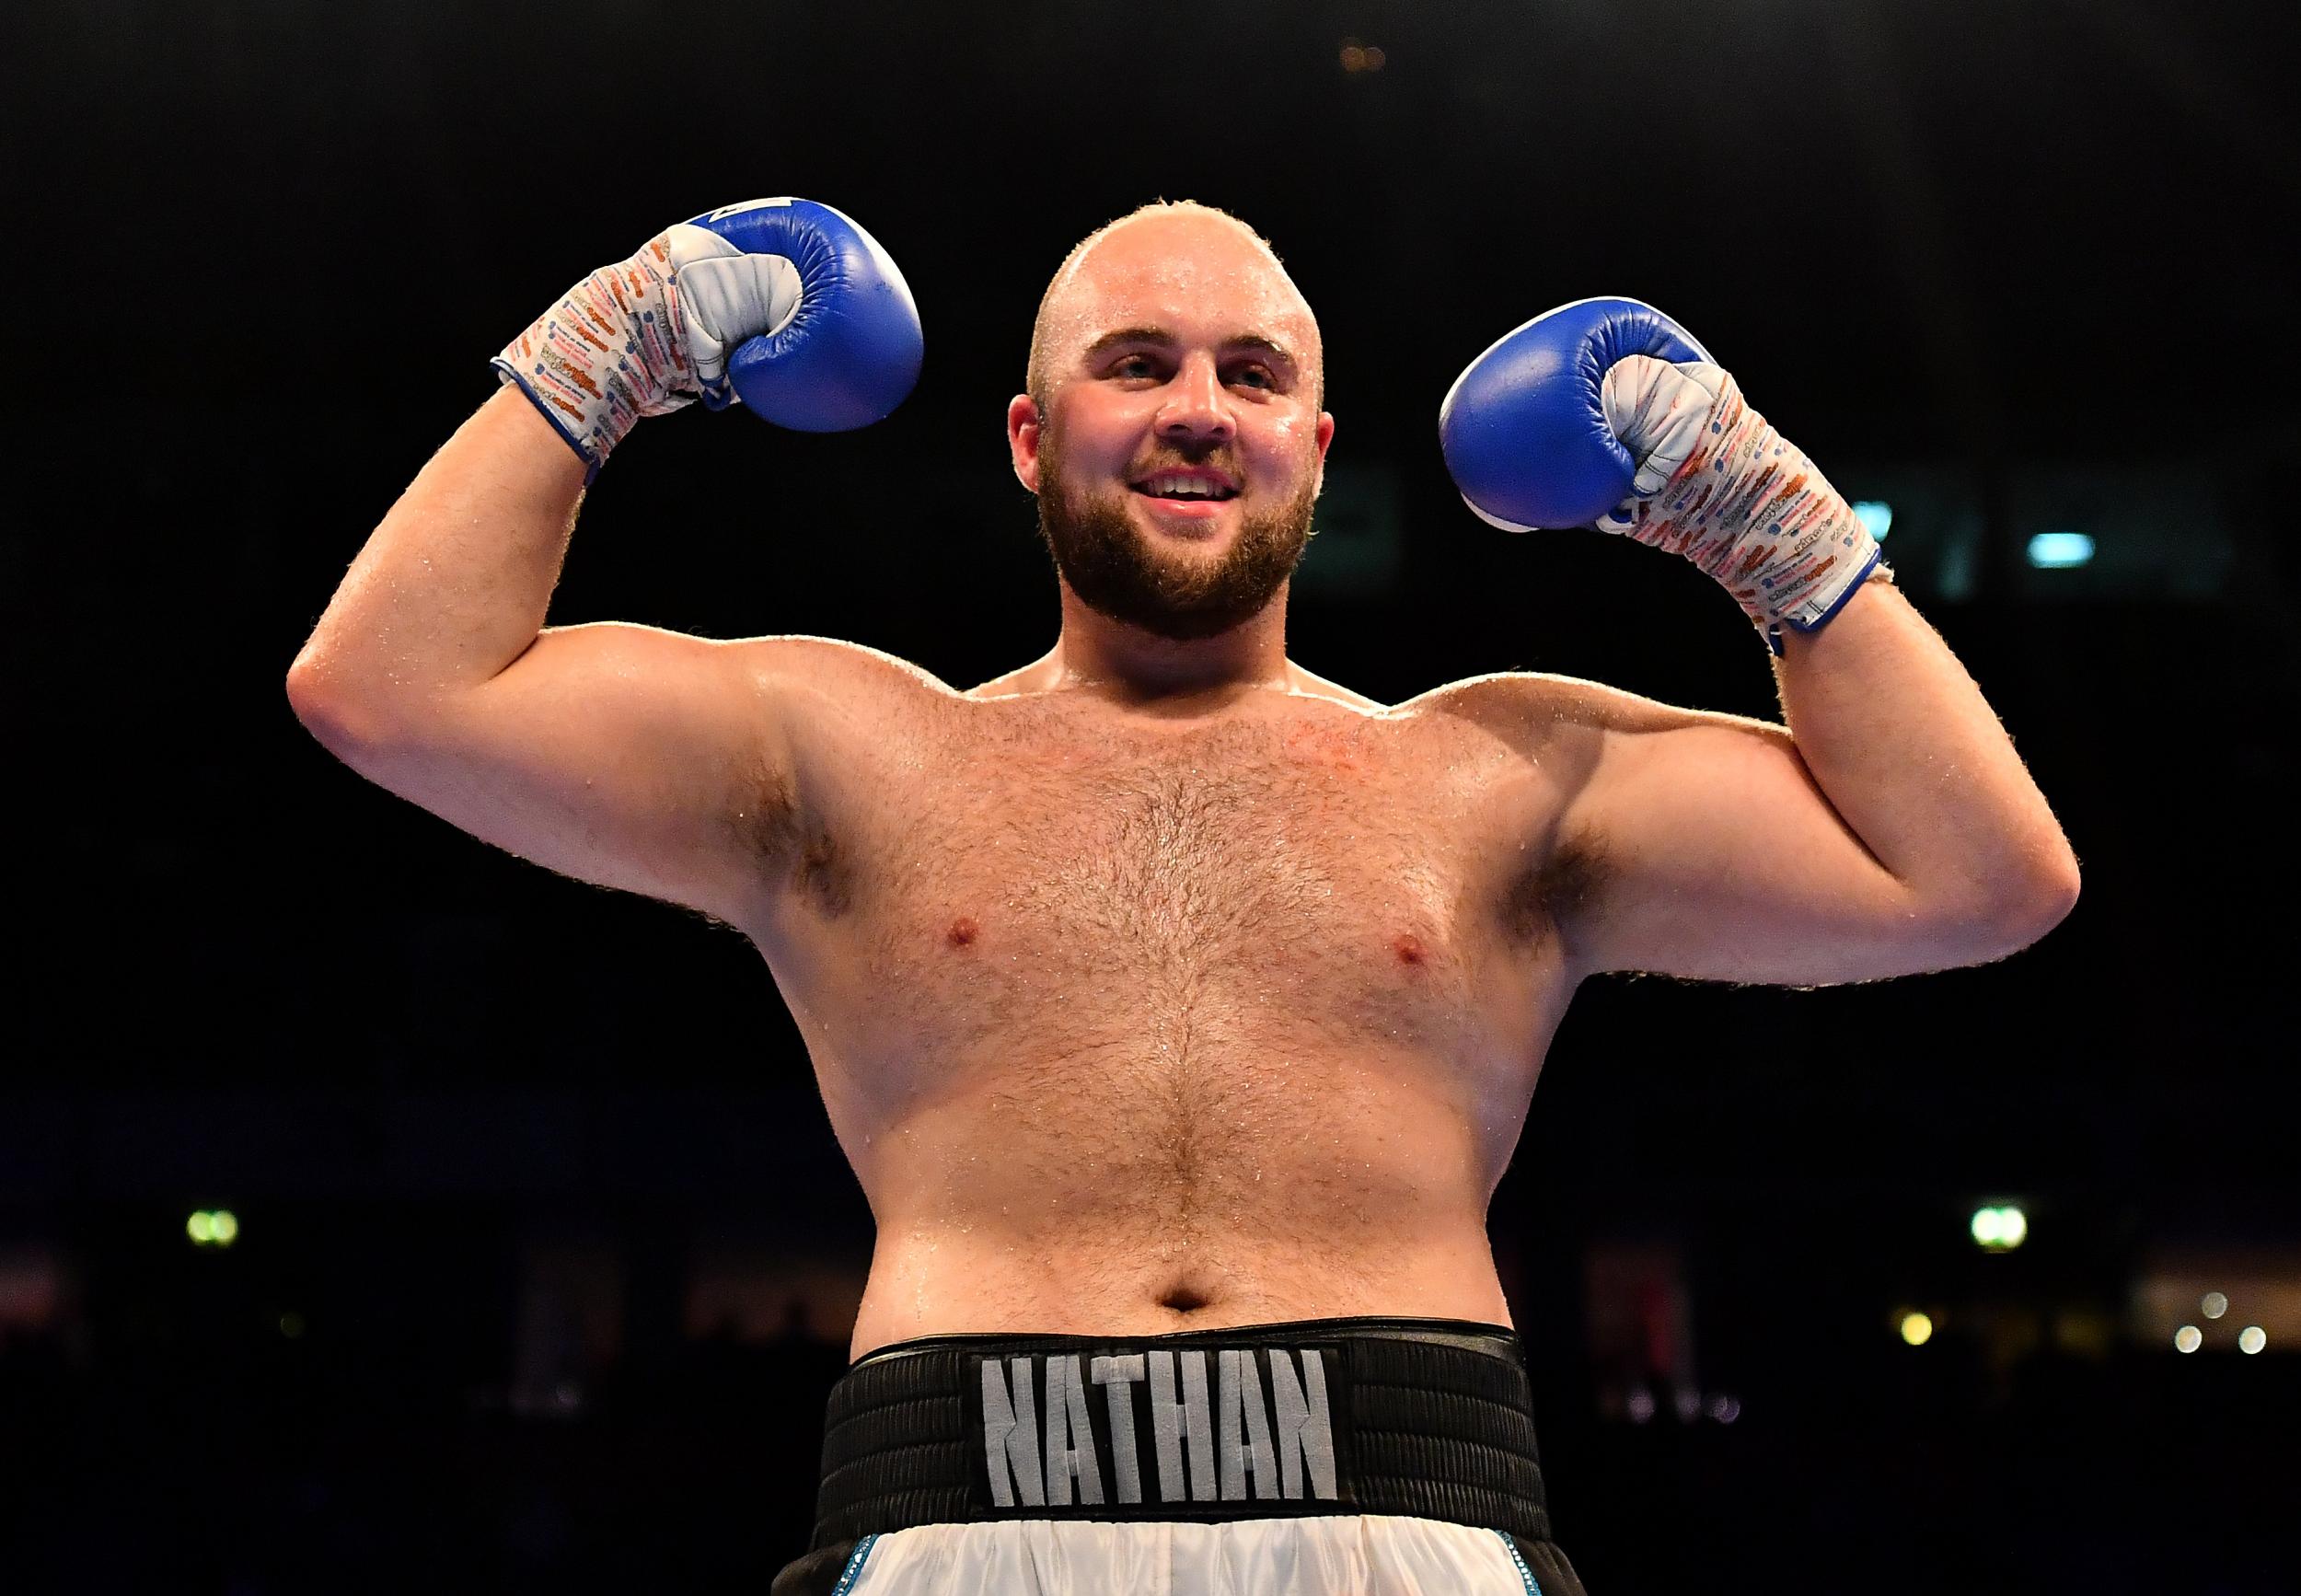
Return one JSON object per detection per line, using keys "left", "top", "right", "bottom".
{"left": 2201, "top": 1291, "right": 2228, "bottom": 1320}
{"left": 2174, "top": 1325, "right": 2203, "bottom": 1353}
{"left": 1852, "top": 501, "right": 1893, "bottom": 540}
{"left": 1971, "top": 1205, "right": 2028, "bottom": 1251}
{"left": 2027, "top": 531, "right": 2094, "bottom": 569}
{"left": 2238, "top": 1326, "right": 2267, "bottom": 1355}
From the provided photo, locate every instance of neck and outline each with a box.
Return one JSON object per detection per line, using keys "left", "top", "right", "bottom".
{"left": 1032, "top": 578, "right": 1297, "bottom": 703}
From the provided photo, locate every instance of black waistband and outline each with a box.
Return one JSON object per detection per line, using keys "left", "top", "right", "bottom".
{"left": 805, "top": 1316, "right": 1552, "bottom": 1547}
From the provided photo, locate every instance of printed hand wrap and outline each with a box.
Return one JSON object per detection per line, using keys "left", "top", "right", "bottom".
{"left": 491, "top": 230, "right": 699, "bottom": 483}
{"left": 1598, "top": 360, "right": 1888, "bottom": 652}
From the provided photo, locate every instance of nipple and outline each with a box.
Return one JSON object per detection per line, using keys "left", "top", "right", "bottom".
{"left": 1392, "top": 933, "right": 1427, "bottom": 966}
{"left": 945, "top": 916, "right": 980, "bottom": 949}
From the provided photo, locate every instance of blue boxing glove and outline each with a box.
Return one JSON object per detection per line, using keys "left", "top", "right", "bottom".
{"left": 493, "top": 198, "right": 922, "bottom": 481}
{"left": 1439, "top": 297, "right": 1885, "bottom": 650}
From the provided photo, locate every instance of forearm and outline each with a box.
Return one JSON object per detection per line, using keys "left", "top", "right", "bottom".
{"left": 289, "top": 386, "right": 587, "bottom": 721}
{"left": 1773, "top": 577, "right": 2080, "bottom": 923}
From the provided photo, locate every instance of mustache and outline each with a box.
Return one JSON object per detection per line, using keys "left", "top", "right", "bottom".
{"left": 1126, "top": 451, "right": 1242, "bottom": 480}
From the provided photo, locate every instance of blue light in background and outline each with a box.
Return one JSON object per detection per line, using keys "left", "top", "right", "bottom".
{"left": 2027, "top": 531, "right": 2094, "bottom": 569}
{"left": 1851, "top": 501, "right": 1892, "bottom": 540}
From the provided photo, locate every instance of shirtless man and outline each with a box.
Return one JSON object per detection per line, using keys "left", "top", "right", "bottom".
{"left": 287, "top": 196, "right": 2079, "bottom": 1595}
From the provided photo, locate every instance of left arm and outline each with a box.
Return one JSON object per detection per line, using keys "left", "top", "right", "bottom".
{"left": 1771, "top": 574, "right": 2079, "bottom": 932}
{"left": 1548, "top": 577, "right": 2079, "bottom": 985}
{"left": 1442, "top": 297, "right": 2080, "bottom": 986}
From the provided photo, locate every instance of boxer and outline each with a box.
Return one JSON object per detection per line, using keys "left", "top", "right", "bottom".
{"left": 288, "top": 196, "right": 2080, "bottom": 1593}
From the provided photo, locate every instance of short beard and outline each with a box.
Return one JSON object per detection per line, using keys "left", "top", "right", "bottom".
{"left": 1035, "top": 434, "right": 1319, "bottom": 642}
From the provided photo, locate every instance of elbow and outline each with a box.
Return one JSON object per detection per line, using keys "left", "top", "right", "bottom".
{"left": 1918, "top": 856, "right": 2080, "bottom": 968}
{"left": 1982, "top": 858, "right": 2082, "bottom": 957}
{"left": 285, "top": 658, "right": 392, "bottom": 754}
{"left": 285, "top": 660, "right": 346, "bottom": 743}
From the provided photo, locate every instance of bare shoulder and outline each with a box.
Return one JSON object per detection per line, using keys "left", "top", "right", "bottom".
{"left": 1284, "top": 660, "right": 1390, "bottom": 712}
{"left": 1400, "top": 667, "right": 1775, "bottom": 751}
{"left": 1395, "top": 671, "right": 1613, "bottom": 774}
{"left": 734, "top": 634, "right": 963, "bottom": 795}
{"left": 1402, "top": 669, "right": 1773, "bottom": 825}
{"left": 736, "top": 633, "right": 963, "bottom": 751}
{"left": 738, "top": 633, "right": 956, "bottom": 701}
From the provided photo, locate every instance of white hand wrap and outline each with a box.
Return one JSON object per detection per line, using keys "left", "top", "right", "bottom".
{"left": 1599, "top": 356, "right": 1888, "bottom": 650}
{"left": 491, "top": 225, "right": 801, "bottom": 481}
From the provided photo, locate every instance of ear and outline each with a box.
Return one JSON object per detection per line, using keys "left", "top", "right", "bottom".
{"left": 1312, "top": 409, "right": 1336, "bottom": 494}
{"left": 1006, "top": 394, "right": 1042, "bottom": 492}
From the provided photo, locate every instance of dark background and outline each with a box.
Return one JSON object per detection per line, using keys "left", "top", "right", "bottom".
{"left": 6, "top": 0, "right": 2298, "bottom": 1591}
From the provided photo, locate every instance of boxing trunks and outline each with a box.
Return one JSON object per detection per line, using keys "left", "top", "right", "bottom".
{"left": 770, "top": 1316, "right": 1589, "bottom": 1595}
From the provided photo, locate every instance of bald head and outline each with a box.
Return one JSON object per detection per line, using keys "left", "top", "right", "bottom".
{"left": 1024, "top": 201, "right": 1324, "bottom": 410}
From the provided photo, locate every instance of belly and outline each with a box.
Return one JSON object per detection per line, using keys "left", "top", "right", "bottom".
{"left": 843, "top": 1040, "right": 1515, "bottom": 1356}
{"left": 761, "top": 700, "right": 1573, "bottom": 1357}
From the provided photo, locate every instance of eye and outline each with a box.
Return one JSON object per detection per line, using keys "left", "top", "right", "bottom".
{"left": 1230, "top": 364, "right": 1278, "bottom": 390}
{"left": 1111, "top": 353, "right": 1162, "bottom": 380}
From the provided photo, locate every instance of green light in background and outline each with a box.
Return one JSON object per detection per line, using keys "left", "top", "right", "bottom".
{"left": 187, "top": 1209, "right": 240, "bottom": 1248}
{"left": 1970, "top": 1204, "right": 2028, "bottom": 1251}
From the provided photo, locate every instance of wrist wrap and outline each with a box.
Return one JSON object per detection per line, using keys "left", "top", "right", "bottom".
{"left": 1601, "top": 373, "right": 1888, "bottom": 651}
{"left": 491, "top": 230, "right": 697, "bottom": 482}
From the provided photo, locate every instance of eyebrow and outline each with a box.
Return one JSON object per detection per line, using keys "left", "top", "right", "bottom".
{"left": 1082, "top": 326, "right": 1300, "bottom": 371}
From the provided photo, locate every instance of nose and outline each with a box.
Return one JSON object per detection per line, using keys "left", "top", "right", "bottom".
{"left": 1155, "top": 353, "right": 1234, "bottom": 445}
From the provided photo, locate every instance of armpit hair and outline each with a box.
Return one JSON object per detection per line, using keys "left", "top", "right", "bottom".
{"left": 735, "top": 755, "right": 852, "bottom": 917}
{"left": 1502, "top": 819, "right": 1615, "bottom": 955}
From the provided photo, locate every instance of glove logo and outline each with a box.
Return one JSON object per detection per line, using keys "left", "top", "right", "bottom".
{"left": 706, "top": 197, "right": 795, "bottom": 223}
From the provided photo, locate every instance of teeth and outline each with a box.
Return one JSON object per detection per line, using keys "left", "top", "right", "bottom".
{"left": 1139, "top": 472, "right": 1230, "bottom": 499}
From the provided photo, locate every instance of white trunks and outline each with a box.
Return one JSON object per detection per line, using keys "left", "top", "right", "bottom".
{"left": 770, "top": 1317, "right": 1587, "bottom": 1596}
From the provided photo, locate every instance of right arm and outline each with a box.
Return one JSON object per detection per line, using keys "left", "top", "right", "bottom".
{"left": 286, "top": 387, "right": 789, "bottom": 928}
{"left": 286, "top": 200, "right": 921, "bottom": 928}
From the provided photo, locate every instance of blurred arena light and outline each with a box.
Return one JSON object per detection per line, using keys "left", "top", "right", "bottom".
{"left": 2026, "top": 531, "right": 2095, "bottom": 569}
{"left": 2175, "top": 1325, "right": 2203, "bottom": 1353}
{"left": 1851, "top": 501, "right": 1893, "bottom": 540}
{"left": 2132, "top": 1252, "right": 2301, "bottom": 1352}
{"left": 186, "top": 1209, "right": 239, "bottom": 1248}
{"left": 1899, "top": 1311, "right": 1935, "bottom": 1346}
{"left": 2009, "top": 459, "right": 2232, "bottom": 600}
{"left": 2238, "top": 1326, "right": 2267, "bottom": 1355}
{"left": 1970, "top": 1204, "right": 2028, "bottom": 1251}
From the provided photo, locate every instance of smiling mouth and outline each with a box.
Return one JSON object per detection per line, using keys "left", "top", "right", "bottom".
{"left": 1129, "top": 483, "right": 1239, "bottom": 505}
